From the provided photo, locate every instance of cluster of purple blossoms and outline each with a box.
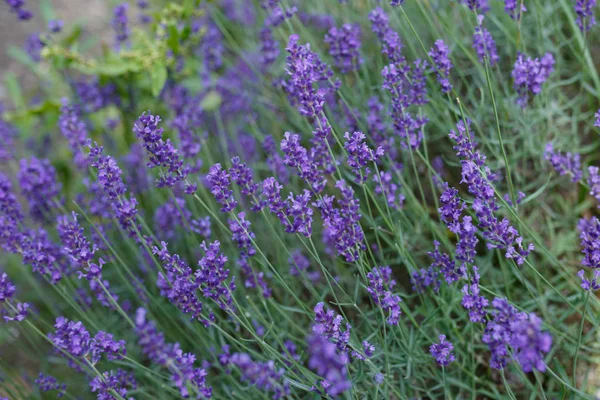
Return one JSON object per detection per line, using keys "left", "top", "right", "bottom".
{"left": 196, "top": 241, "right": 236, "bottom": 311}
{"left": 48, "top": 19, "right": 64, "bottom": 33}
{"left": 135, "top": 308, "right": 212, "bottom": 398}
{"left": 313, "top": 302, "right": 351, "bottom": 352}
{"left": 578, "top": 217, "right": 600, "bottom": 269}
{"left": 0, "top": 272, "right": 30, "bottom": 323}
{"left": 264, "top": 4, "right": 297, "bottom": 28}
{"left": 510, "top": 313, "right": 552, "bottom": 372}
{"left": 344, "top": 131, "right": 384, "bottom": 183}
{"left": 282, "top": 34, "right": 338, "bottom": 118}
{"left": 59, "top": 99, "right": 90, "bottom": 170}
{"left": 90, "top": 369, "right": 137, "bottom": 400}
{"left": 461, "top": 266, "right": 489, "bottom": 323}
{"left": 263, "top": 136, "right": 290, "bottom": 184}
{"left": 229, "top": 156, "right": 259, "bottom": 198}
{"left": 207, "top": 163, "right": 238, "bottom": 212}
{"left": 154, "top": 197, "right": 210, "bottom": 239}
{"left": 381, "top": 62, "right": 428, "bottom": 149}
{"left": 112, "top": 3, "right": 130, "bottom": 48}
{"left": 307, "top": 334, "right": 351, "bottom": 397}
{"left": 430, "top": 335, "right": 455, "bottom": 367}
{"left": 473, "top": 20, "right": 499, "bottom": 66}
{"left": 18, "top": 157, "right": 62, "bottom": 221}
{"left": 48, "top": 317, "right": 126, "bottom": 367}
{"left": 170, "top": 113, "right": 203, "bottom": 170}
{"left": 504, "top": 0, "right": 526, "bottom": 19}
{"left": 0, "top": 173, "right": 23, "bottom": 223}
{"left": 24, "top": 33, "right": 44, "bottom": 62}
{"left": 462, "top": 0, "right": 488, "bottom": 11}
{"left": 260, "top": 177, "right": 314, "bottom": 237}
{"left": 574, "top": 0, "right": 597, "bottom": 32}
{"left": 544, "top": 143, "right": 583, "bottom": 182}
{"left": 4, "top": 0, "right": 33, "bottom": 20}
{"left": 324, "top": 24, "right": 363, "bottom": 73}
{"left": 35, "top": 373, "right": 66, "bottom": 397}
{"left": 373, "top": 170, "right": 406, "bottom": 210}
{"left": 578, "top": 269, "right": 600, "bottom": 290}
{"left": 512, "top": 52, "right": 555, "bottom": 107}
{"left": 133, "top": 112, "right": 195, "bottom": 193}
{"left": 73, "top": 77, "right": 119, "bottom": 113}
{"left": 366, "top": 266, "right": 403, "bottom": 325}
{"left": 315, "top": 181, "right": 365, "bottom": 262}
{"left": 288, "top": 249, "right": 320, "bottom": 281}
{"left": 369, "top": 7, "right": 405, "bottom": 65}
{"left": 89, "top": 143, "right": 140, "bottom": 238}
{"left": 259, "top": 27, "right": 280, "bottom": 68}
{"left": 219, "top": 346, "right": 290, "bottom": 399}
{"left": 229, "top": 212, "right": 270, "bottom": 297}
{"left": 482, "top": 298, "right": 526, "bottom": 369}
{"left": 281, "top": 132, "right": 327, "bottom": 192}
{"left": 595, "top": 109, "right": 600, "bottom": 128}
{"left": 428, "top": 39, "right": 453, "bottom": 93}
{"left": 449, "top": 121, "right": 533, "bottom": 265}
{"left": 154, "top": 241, "right": 204, "bottom": 321}
{"left": 390, "top": 0, "right": 404, "bottom": 5}
{"left": 587, "top": 166, "right": 600, "bottom": 205}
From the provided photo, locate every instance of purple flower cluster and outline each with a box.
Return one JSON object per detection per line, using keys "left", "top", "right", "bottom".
{"left": 88, "top": 144, "right": 140, "bottom": 238}
{"left": 461, "top": 266, "right": 489, "bottom": 323}
{"left": 482, "top": 298, "right": 526, "bottom": 369}
{"left": 595, "top": 109, "right": 600, "bottom": 128}
{"left": 90, "top": 369, "right": 137, "bottom": 400}
{"left": 587, "top": 166, "right": 600, "bottom": 205}
{"left": 48, "top": 317, "right": 126, "bottom": 367}
{"left": 135, "top": 308, "right": 212, "bottom": 398}
{"left": 324, "top": 24, "right": 363, "bottom": 73}
{"left": 259, "top": 27, "right": 280, "bottom": 68}
{"left": 428, "top": 40, "right": 453, "bottom": 93}
{"left": 574, "top": 0, "right": 597, "bottom": 32}
{"left": 154, "top": 197, "right": 210, "bottom": 239}
{"left": 366, "top": 266, "right": 403, "bottom": 325}
{"left": 133, "top": 112, "right": 194, "bottom": 193}
{"left": 510, "top": 313, "right": 552, "bottom": 372}
{"left": 219, "top": 347, "right": 290, "bottom": 399}
{"left": 112, "top": 4, "right": 130, "bottom": 48}
{"left": 4, "top": 0, "right": 32, "bottom": 20}
{"left": 430, "top": 335, "right": 455, "bottom": 366}
{"left": 282, "top": 34, "right": 338, "bottom": 118}
{"left": 504, "top": 0, "right": 526, "bottom": 19}
{"left": 206, "top": 163, "right": 238, "bottom": 212}
{"left": 578, "top": 217, "right": 600, "bottom": 269}
{"left": 196, "top": 241, "right": 236, "bottom": 311}
{"left": 512, "top": 52, "right": 555, "bottom": 107}
{"left": 369, "top": 7, "right": 405, "bottom": 65}
{"left": 281, "top": 132, "right": 327, "bottom": 192}
{"left": 381, "top": 62, "right": 429, "bottom": 149}
{"left": 344, "top": 131, "right": 384, "bottom": 183}
{"left": 59, "top": 99, "right": 90, "bottom": 170}
{"left": 24, "top": 33, "right": 44, "bottom": 62}
{"left": 288, "top": 249, "right": 320, "bottom": 281}
{"left": 373, "top": 170, "right": 406, "bottom": 210}
{"left": 35, "top": 373, "right": 66, "bottom": 397}
{"left": 449, "top": 121, "right": 533, "bottom": 265}
{"left": 315, "top": 181, "right": 365, "bottom": 262}
{"left": 578, "top": 269, "right": 600, "bottom": 290}
{"left": 313, "top": 302, "right": 351, "bottom": 352}
{"left": 307, "top": 334, "right": 351, "bottom": 397}
{"left": 18, "top": 157, "right": 62, "bottom": 221}
{"left": 473, "top": 22, "right": 499, "bottom": 66}
{"left": 544, "top": 143, "right": 583, "bottom": 182}
{"left": 0, "top": 272, "right": 30, "bottom": 323}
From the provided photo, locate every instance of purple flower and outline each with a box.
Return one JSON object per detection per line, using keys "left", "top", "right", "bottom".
{"left": 259, "top": 28, "right": 280, "bottom": 68}
{"left": 0, "top": 272, "right": 30, "bottom": 323}
{"left": 283, "top": 34, "right": 337, "bottom": 118}
{"left": 473, "top": 22, "right": 499, "bottom": 66}
{"left": 369, "top": 7, "right": 405, "bottom": 65}
{"left": 504, "top": 0, "right": 526, "bottom": 19}
{"left": 461, "top": 266, "right": 489, "bottom": 323}
{"left": 579, "top": 216, "right": 600, "bottom": 269}
{"left": 574, "top": 0, "right": 597, "bottom": 32}
{"left": 287, "top": 190, "right": 314, "bottom": 237}
{"left": 512, "top": 52, "right": 555, "bottom": 107}
{"left": 588, "top": 166, "right": 600, "bottom": 206}
{"left": 428, "top": 40, "right": 453, "bottom": 93}
{"left": 207, "top": 163, "right": 238, "bottom": 213}
{"left": 307, "top": 334, "right": 351, "bottom": 397}
{"left": 578, "top": 269, "right": 600, "bottom": 290}
{"left": 264, "top": 136, "right": 290, "bottom": 185}
{"left": 154, "top": 197, "right": 209, "bottom": 240}
{"left": 18, "top": 157, "right": 61, "bottom": 221}
{"left": 313, "top": 302, "right": 351, "bottom": 352}
{"left": 0, "top": 173, "right": 23, "bottom": 223}
{"left": 510, "top": 313, "right": 552, "bottom": 372}
{"left": 411, "top": 265, "right": 441, "bottom": 293}
{"left": 373, "top": 170, "right": 405, "bottom": 209}
{"left": 229, "top": 156, "right": 258, "bottom": 197}
{"left": 595, "top": 109, "right": 600, "bottom": 128}
{"left": 133, "top": 112, "right": 193, "bottom": 192}
{"left": 48, "top": 19, "right": 64, "bottom": 33}
{"left": 112, "top": 4, "right": 130, "bottom": 47}
{"left": 367, "top": 266, "right": 403, "bottom": 325}
{"left": 281, "top": 132, "right": 327, "bottom": 192}
{"left": 344, "top": 131, "right": 384, "bottom": 183}
{"left": 57, "top": 212, "right": 103, "bottom": 281}
{"left": 324, "top": 24, "right": 363, "bottom": 73}
{"left": 429, "top": 241, "right": 465, "bottom": 285}
{"left": 90, "top": 369, "right": 136, "bottom": 400}
{"left": 74, "top": 77, "right": 119, "bottom": 112}
{"left": 135, "top": 308, "right": 213, "bottom": 398}
{"left": 35, "top": 373, "right": 66, "bottom": 397}
{"left": 482, "top": 298, "right": 527, "bottom": 369}
{"left": 288, "top": 249, "right": 320, "bottom": 281}
{"left": 544, "top": 143, "right": 583, "bottom": 182}
{"left": 439, "top": 183, "right": 466, "bottom": 233}
{"left": 430, "top": 335, "right": 455, "bottom": 366}
{"left": 59, "top": 99, "right": 90, "bottom": 170}
{"left": 4, "top": 0, "right": 33, "bottom": 20}
{"left": 24, "top": 33, "right": 44, "bottom": 62}
{"left": 196, "top": 241, "right": 236, "bottom": 311}
{"left": 220, "top": 349, "right": 290, "bottom": 399}
{"left": 390, "top": 0, "right": 404, "bottom": 5}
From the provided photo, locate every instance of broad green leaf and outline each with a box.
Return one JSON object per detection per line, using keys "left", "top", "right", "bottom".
{"left": 4, "top": 72, "right": 25, "bottom": 109}
{"left": 150, "top": 63, "right": 168, "bottom": 97}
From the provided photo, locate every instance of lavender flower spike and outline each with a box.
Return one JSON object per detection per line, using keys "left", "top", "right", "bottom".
{"left": 428, "top": 39, "right": 453, "bottom": 93}
{"left": 544, "top": 143, "right": 582, "bottom": 182}
{"left": 430, "top": 335, "right": 455, "bottom": 366}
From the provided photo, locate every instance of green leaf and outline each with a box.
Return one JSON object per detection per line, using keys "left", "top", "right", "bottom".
{"left": 4, "top": 72, "right": 25, "bottom": 109}
{"left": 200, "top": 91, "right": 222, "bottom": 111}
{"left": 150, "top": 63, "right": 168, "bottom": 97}
{"left": 7, "top": 46, "right": 36, "bottom": 68}
{"left": 39, "top": 0, "right": 56, "bottom": 22}
{"left": 167, "top": 24, "right": 180, "bottom": 55}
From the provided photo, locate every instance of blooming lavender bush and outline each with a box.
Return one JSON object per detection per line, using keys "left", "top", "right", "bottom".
{"left": 1, "top": 0, "right": 599, "bottom": 398}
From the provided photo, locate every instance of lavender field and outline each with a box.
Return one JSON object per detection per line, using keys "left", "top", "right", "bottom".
{"left": 1, "top": 0, "right": 600, "bottom": 399}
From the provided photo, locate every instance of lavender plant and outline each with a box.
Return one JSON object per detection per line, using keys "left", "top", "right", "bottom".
{"left": 1, "top": 0, "right": 599, "bottom": 398}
